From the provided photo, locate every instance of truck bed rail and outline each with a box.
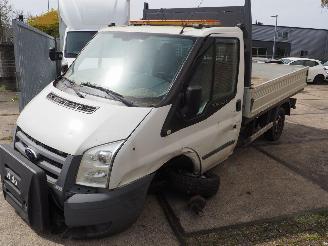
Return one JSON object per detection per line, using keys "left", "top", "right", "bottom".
{"left": 243, "top": 63, "right": 308, "bottom": 119}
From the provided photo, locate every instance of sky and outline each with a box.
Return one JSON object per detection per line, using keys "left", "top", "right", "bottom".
{"left": 8, "top": 0, "right": 328, "bottom": 29}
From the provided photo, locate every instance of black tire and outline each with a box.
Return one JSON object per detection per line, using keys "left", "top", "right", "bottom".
{"left": 264, "top": 107, "right": 285, "bottom": 141}
{"left": 168, "top": 169, "right": 220, "bottom": 198}
{"left": 313, "top": 75, "right": 325, "bottom": 84}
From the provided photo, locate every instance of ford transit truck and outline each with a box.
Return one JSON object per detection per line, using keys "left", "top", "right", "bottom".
{"left": 0, "top": 1, "right": 308, "bottom": 237}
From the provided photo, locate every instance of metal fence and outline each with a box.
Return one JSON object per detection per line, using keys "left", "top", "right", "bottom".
{"left": 0, "top": 43, "right": 15, "bottom": 79}
{"left": 13, "top": 20, "right": 59, "bottom": 110}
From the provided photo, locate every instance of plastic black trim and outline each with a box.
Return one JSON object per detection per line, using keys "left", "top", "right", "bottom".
{"left": 0, "top": 144, "right": 50, "bottom": 232}
{"left": 64, "top": 173, "right": 155, "bottom": 231}
{"left": 202, "top": 140, "right": 236, "bottom": 160}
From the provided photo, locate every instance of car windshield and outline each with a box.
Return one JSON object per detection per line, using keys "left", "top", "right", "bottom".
{"left": 324, "top": 61, "right": 328, "bottom": 66}
{"left": 65, "top": 31, "right": 97, "bottom": 58}
{"left": 281, "top": 58, "right": 292, "bottom": 64}
{"left": 64, "top": 32, "right": 195, "bottom": 106}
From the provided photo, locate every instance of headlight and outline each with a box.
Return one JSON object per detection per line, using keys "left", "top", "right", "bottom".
{"left": 76, "top": 141, "right": 124, "bottom": 188}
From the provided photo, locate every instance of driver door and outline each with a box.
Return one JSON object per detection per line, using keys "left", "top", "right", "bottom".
{"left": 173, "top": 36, "right": 244, "bottom": 172}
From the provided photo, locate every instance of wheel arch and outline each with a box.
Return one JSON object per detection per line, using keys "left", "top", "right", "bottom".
{"left": 158, "top": 148, "right": 202, "bottom": 175}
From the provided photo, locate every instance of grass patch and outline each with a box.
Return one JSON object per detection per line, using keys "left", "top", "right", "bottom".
{"left": 0, "top": 79, "right": 17, "bottom": 92}
{"left": 0, "top": 84, "right": 6, "bottom": 92}
{"left": 0, "top": 136, "right": 13, "bottom": 142}
{"left": 188, "top": 209, "right": 328, "bottom": 245}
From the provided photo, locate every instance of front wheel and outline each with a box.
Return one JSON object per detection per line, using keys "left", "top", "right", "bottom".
{"left": 264, "top": 107, "right": 285, "bottom": 141}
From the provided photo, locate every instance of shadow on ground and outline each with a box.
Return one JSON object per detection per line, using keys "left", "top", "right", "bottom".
{"left": 161, "top": 122, "right": 328, "bottom": 245}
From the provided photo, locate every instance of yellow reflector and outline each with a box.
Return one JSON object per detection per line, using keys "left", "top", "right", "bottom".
{"left": 129, "top": 19, "right": 221, "bottom": 27}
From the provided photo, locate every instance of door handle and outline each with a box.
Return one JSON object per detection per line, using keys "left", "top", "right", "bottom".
{"left": 236, "top": 100, "right": 242, "bottom": 112}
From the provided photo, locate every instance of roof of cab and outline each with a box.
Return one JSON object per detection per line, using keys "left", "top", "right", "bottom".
{"left": 99, "top": 25, "right": 242, "bottom": 37}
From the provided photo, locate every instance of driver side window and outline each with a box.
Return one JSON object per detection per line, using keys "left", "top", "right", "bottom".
{"left": 188, "top": 44, "right": 214, "bottom": 115}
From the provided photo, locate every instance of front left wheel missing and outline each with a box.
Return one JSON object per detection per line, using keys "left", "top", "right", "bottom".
{"left": 167, "top": 169, "right": 220, "bottom": 198}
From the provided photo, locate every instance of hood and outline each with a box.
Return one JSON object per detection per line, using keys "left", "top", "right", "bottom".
{"left": 17, "top": 84, "right": 152, "bottom": 155}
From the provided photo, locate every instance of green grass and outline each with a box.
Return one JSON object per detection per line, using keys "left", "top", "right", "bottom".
{"left": 187, "top": 210, "right": 328, "bottom": 245}
{"left": 0, "top": 136, "right": 13, "bottom": 142}
{"left": 0, "top": 84, "right": 6, "bottom": 92}
{"left": 0, "top": 80, "right": 17, "bottom": 92}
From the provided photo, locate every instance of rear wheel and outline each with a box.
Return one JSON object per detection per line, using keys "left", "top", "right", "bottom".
{"left": 264, "top": 107, "right": 285, "bottom": 141}
{"left": 313, "top": 75, "right": 325, "bottom": 84}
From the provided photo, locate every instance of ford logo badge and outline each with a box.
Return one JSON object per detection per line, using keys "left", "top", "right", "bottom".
{"left": 25, "top": 147, "right": 39, "bottom": 162}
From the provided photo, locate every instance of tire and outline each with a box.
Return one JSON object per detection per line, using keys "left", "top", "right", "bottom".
{"left": 313, "top": 75, "right": 325, "bottom": 84}
{"left": 168, "top": 169, "right": 220, "bottom": 198}
{"left": 264, "top": 107, "right": 285, "bottom": 141}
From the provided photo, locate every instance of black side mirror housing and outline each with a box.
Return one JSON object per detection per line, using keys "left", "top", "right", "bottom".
{"left": 183, "top": 86, "right": 202, "bottom": 118}
{"left": 49, "top": 48, "right": 63, "bottom": 61}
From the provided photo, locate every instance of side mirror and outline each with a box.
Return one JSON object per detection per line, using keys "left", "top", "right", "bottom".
{"left": 183, "top": 86, "right": 202, "bottom": 118}
{"left": 49, "top": 48, "right": 63, "bottom": 61}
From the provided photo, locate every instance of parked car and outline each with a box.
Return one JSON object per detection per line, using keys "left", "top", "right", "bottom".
{"left": 324, "top": 61, "right": 328, "bottom": 70}
{"left": 280, "top": 57, "right": 328, "bottom": 83}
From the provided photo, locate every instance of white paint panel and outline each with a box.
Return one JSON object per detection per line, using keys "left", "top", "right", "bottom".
{"left": 59, "top": 0, "right": 130, "bottom": 30}
{"left": 17, "top": 83, "right": 151, "bottom": 155}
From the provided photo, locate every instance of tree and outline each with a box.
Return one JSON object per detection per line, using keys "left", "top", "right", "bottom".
{"left": 0, "top": 0, "right": 13, "bottom": 42}
{"left": 28, "top": 10, "right": 59, "bottom": 37}
{"left": 322, "top": 0, "right": 328, "bottom": 7}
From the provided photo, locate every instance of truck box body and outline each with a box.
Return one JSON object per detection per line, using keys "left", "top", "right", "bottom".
{"left": 244, "top": 63, "right": 307, "bottom": 118}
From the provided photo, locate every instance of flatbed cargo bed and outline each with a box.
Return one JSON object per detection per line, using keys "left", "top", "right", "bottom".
{"left": 243, "top": 63, "right": 308, "bottom": 119}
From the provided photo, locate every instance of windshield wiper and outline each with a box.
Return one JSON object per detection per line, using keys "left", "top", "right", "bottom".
{"left": 81, "top": 82, "right": 134, "bottom": 107}
{"left": 62, "top": 77, "right": 85, "bottom": 98}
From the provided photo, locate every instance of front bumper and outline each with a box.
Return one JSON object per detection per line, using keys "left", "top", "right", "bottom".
{"left": 0, "top": 144, "right": 154, "bottom": 235}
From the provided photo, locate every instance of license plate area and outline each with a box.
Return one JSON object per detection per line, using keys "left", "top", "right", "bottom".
{"left": 0, "top": 145, "right": 49, "bottom": 231}
{"left": 5, "top": 168, "right": 21, "bottom": 188}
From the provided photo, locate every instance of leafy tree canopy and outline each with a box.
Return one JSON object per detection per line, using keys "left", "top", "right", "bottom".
{"left": 28, "top": 10, "right": 59, "bottom": 37}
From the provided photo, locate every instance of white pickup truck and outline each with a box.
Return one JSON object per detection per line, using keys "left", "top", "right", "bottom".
{"left": 0, "top": 1, "right": 307, "bottom": 237}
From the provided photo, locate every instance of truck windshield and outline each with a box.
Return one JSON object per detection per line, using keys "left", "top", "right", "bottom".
{"left": 65, "top": 31, "right": 97, "bottom": 58}
{"left": 64, "top": 32, "right": 195, "bottom": 106}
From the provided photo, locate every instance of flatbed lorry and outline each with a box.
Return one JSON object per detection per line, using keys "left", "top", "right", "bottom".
{"left": 0, "top": 0, "right": 307, "bottom": 236}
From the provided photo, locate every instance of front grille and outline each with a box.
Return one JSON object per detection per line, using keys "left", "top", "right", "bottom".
{"left": 14, "top": 129, "right": 67, "bottom": 184}
{"left": 47, "top": 93, "right": 99, "bottom": 114}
